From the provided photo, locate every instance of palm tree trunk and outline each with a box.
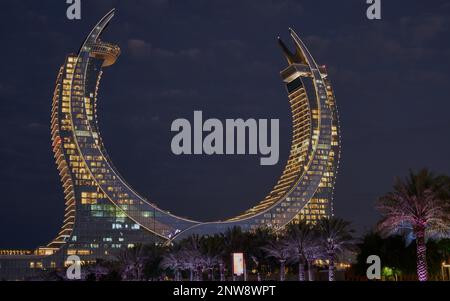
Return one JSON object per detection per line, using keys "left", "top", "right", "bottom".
{"left": 298, "top": 261, "right": 305, "bottom": 281}
{"left": 280, "top": 260, "right": 286, "bottom": 281}
{"left": 307, "top": 260, "right": 314, "bottom": 281}
{"left": 135, "top": 265, "right": 141, "bottom": 281}
{"left": 219, "top": 263, "right": 225, "bottom": 281}
{"left": 196, "top": 267, "right": 202, "bottom": 281}
{"left": 415, "top": 228, "right": 428, "bottom": 281}
{"left": 328, "top": 253, "right": 335, "bottom": 281}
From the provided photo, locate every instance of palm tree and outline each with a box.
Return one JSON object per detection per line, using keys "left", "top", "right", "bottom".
{"left": 249, "top": 227, "right": 275, "bottom": 280}
{"left": 180, "top": 249, "right": 197, "bottom": 281}
{"left": 304, "top": 242, "right": 321, "bottom": 281}
{"left": 87, "top": 259, "right": 114, "bottom": 281}
{"left": 223, "top": 227, "right": 249, "bottom": 253}
{"left": 286, "top": 221, "right": 320, "bottom": 281}
{"left": 202, "top": 254, "right": 219, "bottom": 281}
{"left": 160, "top": 251, "right": 185, "bottom": 281}
{"left": 376, "top": 169, "right": 450, "bottom": 281}
{"left": 316, "top": 218, "right": 356, "bottom": 281}
{"left": 116, "top": 244, "right": 147, "bottom": 280}
{"left": 200, "top": 235, "right": 224, "bottom": 281}
{"left": 179, "top": 235, "right": 204, "bottom": 280}
{"left": 261, "top": 239, "right": 291, "bottom": 281}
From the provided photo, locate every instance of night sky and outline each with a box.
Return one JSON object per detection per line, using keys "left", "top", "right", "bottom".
{"left": 1, "top": 0, "right": 449, "bottom": 249}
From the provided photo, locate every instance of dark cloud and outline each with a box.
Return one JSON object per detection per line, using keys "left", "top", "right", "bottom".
{"left": 159, "top": 89, "right": 199, "bottom": 99}
{"left": 410, "top": 14, "right": 448, "bottom": 43}
{"left": 127, "top": 38, "right": 153, "bottom": 58}
{"left": 127, "top": 38, "right": 202, "bottom": 61}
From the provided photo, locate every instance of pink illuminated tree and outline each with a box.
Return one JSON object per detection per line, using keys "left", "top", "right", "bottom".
{"left": 376, "top": 170, "right": 450, "bottom": 281}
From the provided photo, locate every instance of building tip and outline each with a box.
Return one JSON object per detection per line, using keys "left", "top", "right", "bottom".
{"left": 288, "top": 27, "right": 298, "bottom": 36}
{"left": 107, "top": 8, "right": 116, "bottom": 15}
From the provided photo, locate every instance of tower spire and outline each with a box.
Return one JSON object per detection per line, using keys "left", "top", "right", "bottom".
{"left": 277, "top": 28, "right": 307, "bottom": 65}
{"left": 277, "top": 36, "right": 298, "bottom": 64}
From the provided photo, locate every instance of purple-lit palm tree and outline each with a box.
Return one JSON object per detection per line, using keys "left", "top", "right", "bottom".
{"left": 174, "top": 248, "right": 197, "bottom": 281}
{"left": 181, "top": 250, "right": 197, "bottom": 281}
{"left": 316, "top": 218, "right": 356, "bottom": 281}
{"left": 180, "top": 234, "right": 207, "bottom": 280}
{"left": 261, "top": 240, "right": 291, "bottom": 281}
{"left": 160, "top": 252, "right": 185, "bottom": 281}
{"left": 376, "top": 170, "right": 450, "bottom": 281}
{"left": 304, "top": 243, "right": 322, "bottom": 281}
{"left": 202, "top": 254, "right": 219, "bottom": 281}
{"left": 199, "top": 235, "right": 224, "bottom": 281}
{"left": 286, "top": 222, "right": 317, "bottom": 281}
{"left": 116, "top": 244, "right": 147, "bottom": 280}
{"left": 87, "top": 260, "right": 112, "bottom": 281}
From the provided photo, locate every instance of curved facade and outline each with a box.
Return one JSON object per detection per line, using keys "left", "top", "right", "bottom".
{"left": 0, "top": 9, "right": 340, "bottom": 275}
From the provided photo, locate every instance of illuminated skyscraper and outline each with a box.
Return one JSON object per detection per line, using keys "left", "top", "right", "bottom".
{"left": 0, "top": 10, "right": 340, "bottom": 279}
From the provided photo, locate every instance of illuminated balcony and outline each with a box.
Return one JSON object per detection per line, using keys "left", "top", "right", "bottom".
{"left": 86, "top": 40, "right": 120, "bottom": 67}
{"left": 0, "top": 249, "right": 33, "bottom": 256}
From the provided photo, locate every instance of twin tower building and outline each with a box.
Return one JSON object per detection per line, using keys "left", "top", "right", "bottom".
{"left": 0, "top": 9, "right": 340, "bottom": 279}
